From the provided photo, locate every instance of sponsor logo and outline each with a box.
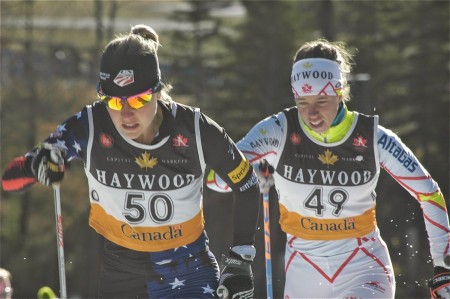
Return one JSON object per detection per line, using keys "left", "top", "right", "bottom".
{"left": 99, "top": 72, "right": 110, "bottom": 81}
{"left": 378, "top": 134, "right": 417, "bottom": 172}
{"left": 302, "top": 83, "right": 312, "bottom": 94}
{"left": 228, "top": 159, "right": 250, "bottom": 184}
{"left": 113, "top": 70, "right": 134, "bottom": 87}
{"left": 99, "top": 133, "right": 114, "bottom": 148}
{"left": 121, "top": 224, "right": 182, "bottom": 242}
{"left": 300, "top": 217, "right": 356, "bottom": 232}
{"left": 95, "top": 169, "right": 196, "bottom": 190}
{"left": 172, "top": 134, "right": 189, "bottom": 148}
{"left": 135, "top": 152, "right": 158, "bottom": 170}
{"left": 341, "top": 156, "right": 364, "bottom": 162}
{"left": 353, "top": 134, "right": 368, "bottom": 147}
{"left": 282, "top": 164, "right": 373, "bottom": 186}
{"left": 160, "top": 159, "right": 189, "bottom": 164}
{"left": 318, "top": 149, "right": 339, "bottom": 166}
{"left": 106, "top": 156, "right": 132, "bottom": 163}
{"left": 294, "top": 153, "right": 315, "bottom": 159}
{"left": 290, "top": 132, "right": 301, "bottom": 145}
{"left": 239, "top": 172, "right": 258, "bottom": 192}
{"left": 224, "top": 257, "right": 242, "bottom": 266}
{"left": 249, "top": 137, "right": 280, "bottom": 148}
{"left": 291, "top": 70, "right": 335, "bottom": 84}
{"left": 106, "top": 155, "right": 187, "bottom": 165}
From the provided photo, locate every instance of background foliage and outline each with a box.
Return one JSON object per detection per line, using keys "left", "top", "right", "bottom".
{"left": 1, "top": 1, "right": 449, "bottom": 298}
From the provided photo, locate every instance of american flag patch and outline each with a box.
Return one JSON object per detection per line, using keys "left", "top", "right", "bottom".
{"left": 113, "top": 70, "right": 134, "bottom": 87}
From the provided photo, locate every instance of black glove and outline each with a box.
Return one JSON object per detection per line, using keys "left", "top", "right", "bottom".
{"left": 31, "top": 143, "right": 67, "bottom": 186}
{"left": 258, "top": 159, "right": 274, "bottom": 194}
{"left": 429, "top": 266, "right": 450, "bottom": 298}
{"left": 217, "top": 245, "right": 255, "bottom": 299}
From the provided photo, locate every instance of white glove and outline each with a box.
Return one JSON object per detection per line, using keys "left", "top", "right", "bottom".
{"left": 257, "top": 160, "right": 274, "bottom": 194}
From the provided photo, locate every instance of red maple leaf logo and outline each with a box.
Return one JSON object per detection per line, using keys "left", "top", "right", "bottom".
{"left": 353, "top": 135, "right": 367, "bottom": 147}
{"left": 172, "top": 134, "right": 189, "bottom": 147}
{"left": 302, "top": 83, "right": 312, "bottom": 94}
{"left": 290, "top": 132, "right": 301, "bottom": 145}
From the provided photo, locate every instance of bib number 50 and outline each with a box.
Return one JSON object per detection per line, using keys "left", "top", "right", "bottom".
{"left": 123, "top": 192, "right": 174, "bottom": 224}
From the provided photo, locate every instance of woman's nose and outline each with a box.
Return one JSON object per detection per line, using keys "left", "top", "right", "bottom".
{"left": 120, "top": 103, "right": 134, "bottom": 116}
{"left": 308, "top": 104, "right": 319, "bottom": 116}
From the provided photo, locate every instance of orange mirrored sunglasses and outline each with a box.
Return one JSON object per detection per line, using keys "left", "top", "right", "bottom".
{"left": 97, "top": 82, "right": 160, "bottom": 111}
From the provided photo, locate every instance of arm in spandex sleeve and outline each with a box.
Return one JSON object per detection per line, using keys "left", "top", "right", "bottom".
{"left": 199, "top": 113, "right": 260, "bottom": 246}
{"left": 2, "top": 108, "right": 89, "bottom": 192}
{"left": 377, "top": 125, "right": 450, "bottom": 260}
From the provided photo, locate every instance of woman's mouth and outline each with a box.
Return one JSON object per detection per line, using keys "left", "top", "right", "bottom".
{"left": 309, "top": 119, "right": 323, "bottom": 128}
{"left": 122, "top": 123, "right": 139, "bottom": 130}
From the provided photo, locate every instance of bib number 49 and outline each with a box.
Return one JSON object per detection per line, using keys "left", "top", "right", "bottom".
{"left": 304, "top": 187, "right": 348, "bottom": 216}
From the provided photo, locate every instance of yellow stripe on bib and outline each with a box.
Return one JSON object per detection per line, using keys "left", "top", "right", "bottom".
{"left": 89, "top": 203, "right": 204, "bottom": 252}
{"left": 279, "top": 204, "right": 376, "bottom": 240}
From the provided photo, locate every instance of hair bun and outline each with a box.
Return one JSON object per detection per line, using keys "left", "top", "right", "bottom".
{"left": 130, "top": 24, "right": 159, "bottom": 44}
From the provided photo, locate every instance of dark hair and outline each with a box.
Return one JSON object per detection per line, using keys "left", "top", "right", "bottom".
{"left": 102, "top": 24, "right": 173, "bottom": 101}
{"left": 294, "top": 39, "right": 356, "bottom": 101}
{"left": 103, "top": 24, "right": 160, "bottom": 56}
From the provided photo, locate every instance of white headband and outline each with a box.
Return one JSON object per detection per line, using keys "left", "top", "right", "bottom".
{"left": 291, "top": 58, "right": 343, "bottom": 97}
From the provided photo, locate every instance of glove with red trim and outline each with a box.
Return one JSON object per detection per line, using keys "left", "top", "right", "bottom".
{"left": 31, "top": 143, "right": 67, "bottom": 186}
{"left": 2, "top": 156, "right": 36, "bottom": 192}
{"left": 429, "top": 255, "right": 450, "bottom": 299}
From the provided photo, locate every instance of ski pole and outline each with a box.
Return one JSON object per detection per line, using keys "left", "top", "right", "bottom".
{"left": 262, "top": 191, "right": 273, "bottom": 299}
{"left": 53, "top": 183, "right": 67, "bottom": 299}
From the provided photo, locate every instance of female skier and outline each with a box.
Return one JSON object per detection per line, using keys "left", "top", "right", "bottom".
{"left": 208, "top": 39, "right": 450, "bottom": 298}
{"left": 2, "top": 24, "right": 259, "bottom": 299}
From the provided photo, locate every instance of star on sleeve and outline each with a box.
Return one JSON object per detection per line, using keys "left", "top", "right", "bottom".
{"left": 57, "top": 123, "right": 67, "bottom": 133}
{"left": 169, "top": 277, "right": 186, "bottom": 290}
{"left": 56, "top": 139, "right": 68, "bottom": 151}
{"left": 72, "top": 140, "right": 81, "bottom": 153}
{"left": 202, "top": 284, "right": 215, "bottom": 296}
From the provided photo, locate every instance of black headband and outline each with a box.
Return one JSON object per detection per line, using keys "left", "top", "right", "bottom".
{"left": 99, "top": 53, "right": 160, "bottom": 96}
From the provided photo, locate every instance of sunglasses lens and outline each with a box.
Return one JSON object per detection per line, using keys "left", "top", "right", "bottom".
{"left": 97, "top": 88, "right": 154, "bottom": 111}
{"left": 126, "top": 94, "right": 153, "bottom": 109}
{"left": 102, "top": 97, "right": 123, "bottom": 111}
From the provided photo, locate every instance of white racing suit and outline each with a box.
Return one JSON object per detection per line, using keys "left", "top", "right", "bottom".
{"left": 208, "top": 106, "right": 450, "bottom": 298}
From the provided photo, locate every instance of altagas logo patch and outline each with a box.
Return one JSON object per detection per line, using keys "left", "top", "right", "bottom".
{"left": 114, "top": 70, "right": 134, "bottom": 87}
